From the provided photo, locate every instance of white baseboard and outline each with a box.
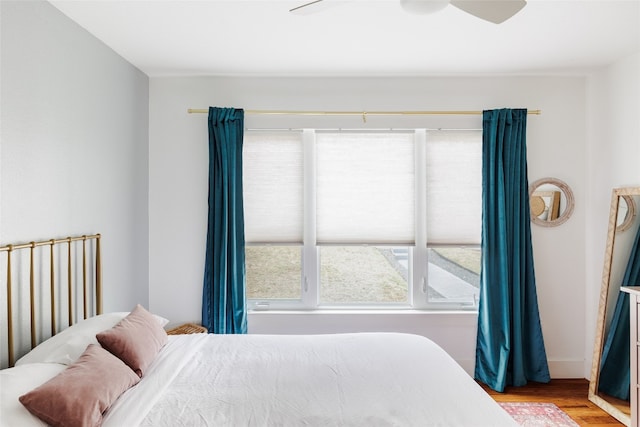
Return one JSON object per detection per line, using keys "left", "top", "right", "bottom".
{"left": 547, "top": 359, "right": 586, "bottom": 379}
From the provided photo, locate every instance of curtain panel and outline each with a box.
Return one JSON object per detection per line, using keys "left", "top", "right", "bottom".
{"left": 202, "top": 107, "right": 247, "bottom": 334}
{"left": 475, "top": 108, "right": 550, "bottom": 392}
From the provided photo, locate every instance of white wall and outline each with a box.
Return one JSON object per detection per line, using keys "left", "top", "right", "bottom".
{"left": 149, "top": 75, "right": 588, "bottom": 376}
{"left": 0, "top": 0, "right": 150, "bottom": 314}
{"left": 584, "top": 52, "right": 640, "bottom": 377}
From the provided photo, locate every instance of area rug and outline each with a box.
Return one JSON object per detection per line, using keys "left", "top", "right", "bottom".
{"left": 499, "top": 402, "right": 580, "bottom": 427}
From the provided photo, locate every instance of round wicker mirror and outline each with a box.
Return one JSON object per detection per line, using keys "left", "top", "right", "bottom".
{"left": 529, "top": 178, "right": 574, "bottom": 227}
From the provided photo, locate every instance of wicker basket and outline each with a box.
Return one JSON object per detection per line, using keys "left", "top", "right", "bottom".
{"left": 166, "top": 323, "right": 208, "bottom": 335}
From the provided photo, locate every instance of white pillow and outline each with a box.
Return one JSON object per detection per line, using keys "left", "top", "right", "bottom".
{"left": 15, "top": 311, "right": 170, "bottom": 366}
{"left": 0, "top": 363, "right": 66, "bottom": 427}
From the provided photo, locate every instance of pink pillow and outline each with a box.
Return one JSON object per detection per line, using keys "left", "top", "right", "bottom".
{"left": 19, "top": 344, "right": 140, "bottom": 427}
{"left": 96, "top": 304, "right": 168, "bottom": 377}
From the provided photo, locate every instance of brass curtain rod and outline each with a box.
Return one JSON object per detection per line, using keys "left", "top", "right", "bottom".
{"left": 187, "top": 109, "right": 541, "bottom": 116}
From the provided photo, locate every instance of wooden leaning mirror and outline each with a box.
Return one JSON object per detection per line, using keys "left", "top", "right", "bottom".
{"left": 529, "top": 177, "right": 575, "bottom": 227}
{"left": 589, "top": 187, "right": 640, "bottom": 426}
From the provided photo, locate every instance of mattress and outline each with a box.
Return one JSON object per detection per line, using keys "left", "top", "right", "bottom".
{"left": 106, "top": 333, "right": 517, "bottom": 426}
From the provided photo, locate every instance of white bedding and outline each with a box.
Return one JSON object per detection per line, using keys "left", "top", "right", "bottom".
{"left": 0, "top": 363, "right": 65, "bottom": 427}
{"left": 105, "top": 333, "right": 517, "bottom": 427}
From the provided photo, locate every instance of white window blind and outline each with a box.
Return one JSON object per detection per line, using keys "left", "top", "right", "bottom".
{"left": 425, "top": 130, "right": 482, "bottom": 244}
{"left": 316, "top": 131, "right": 415, "bottom": 245}
{"left": 243, "top": 131, "right": 303, "bottom": 243}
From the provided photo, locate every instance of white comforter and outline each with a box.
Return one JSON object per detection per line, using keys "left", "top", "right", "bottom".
{"left": 104, "top": 333, "right": 517, "bottom": 427}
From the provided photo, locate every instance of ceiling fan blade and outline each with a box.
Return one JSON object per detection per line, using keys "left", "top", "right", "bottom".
{"left": 290, "top": 0, "right": 332, "bottom": 14}
{"left": 450, "top": 0, "right": 526, "bottom": 24}
{"left": 290, "top": 0, "right": 353, "bottom": 15}
{"left": 290, "top": 0, "right": 323, "bottom": 14}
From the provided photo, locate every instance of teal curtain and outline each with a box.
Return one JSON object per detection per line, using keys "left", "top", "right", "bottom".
{"left": 598, "top": 223, "right": 640, "bottom": 400}
{"left": 475, "top": 108, "right": 551, "bottom": 392}
{"left": 202, "top": 107, "right": 247, "bottom": 334}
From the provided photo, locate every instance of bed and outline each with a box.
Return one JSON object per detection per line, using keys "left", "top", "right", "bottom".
{"left": 1, "top": 234, "right": 518, "bottom": 427}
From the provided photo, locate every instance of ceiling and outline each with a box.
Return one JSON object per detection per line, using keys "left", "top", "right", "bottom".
{"left": 48, "top": 0, "right": 640, "bottom": 77}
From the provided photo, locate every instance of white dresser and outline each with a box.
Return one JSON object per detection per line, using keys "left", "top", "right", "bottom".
{"left": 622, "top": 286, "right": 640, "bottom": 427}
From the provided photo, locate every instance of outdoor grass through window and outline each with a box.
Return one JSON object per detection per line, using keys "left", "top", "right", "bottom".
{"left": 246, "top": 246, "right": 411, "bottom": 304}
{"left": 320, "top": 247, "right": 409, "bottom": 304}
{"left": 246, "top": 246, "right": 302, "bottom": 300}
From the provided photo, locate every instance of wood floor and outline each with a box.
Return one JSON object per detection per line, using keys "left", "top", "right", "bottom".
{"left": 481, "top": 379, "right": 625, "bottom": 426}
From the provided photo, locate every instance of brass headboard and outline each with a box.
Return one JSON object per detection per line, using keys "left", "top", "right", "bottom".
{"left": 0, "top": 234, "right": 102, "bottom": 368}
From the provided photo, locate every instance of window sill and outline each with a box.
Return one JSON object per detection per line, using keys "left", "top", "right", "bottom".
{"left": 248, "top": 308, "right": 478, "bottom": 315}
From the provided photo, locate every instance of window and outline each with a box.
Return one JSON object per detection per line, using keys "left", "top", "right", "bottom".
{"left": 244, "top": 129, "right": 481, "bottom": 310}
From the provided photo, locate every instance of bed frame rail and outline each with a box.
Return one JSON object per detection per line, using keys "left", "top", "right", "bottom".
{"left": 1, "top": 234, "right": 102, "bottom": 368}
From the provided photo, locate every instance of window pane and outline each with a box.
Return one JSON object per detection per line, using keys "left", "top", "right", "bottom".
{"left": 319, "top": 247, "right": 409, "bottom": 304}
{"left": 426, "top": 130, "right": 481, "bottom": 244}
{"left": 244, "top": 131, "right": 303, "bottom": 243}
{"left": 316, "top": 132, "right": 415, "bottom": 245}
{"left": 426, "top": 247, "right": 480, "bottom": 305}
{"left": 246, "top": 246, "right": 301, "bottom": 300}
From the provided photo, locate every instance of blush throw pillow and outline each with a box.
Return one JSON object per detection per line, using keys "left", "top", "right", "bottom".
{"left": 96, "top": 304, "right": 168, "bottom": 377}
{"left": 19, "top": 344, "right": 140, "bottom": 427}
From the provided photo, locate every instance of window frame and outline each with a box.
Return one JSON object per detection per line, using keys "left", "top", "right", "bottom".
{"left": 245, "top": 128, "right": 480, "bottom": 311}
